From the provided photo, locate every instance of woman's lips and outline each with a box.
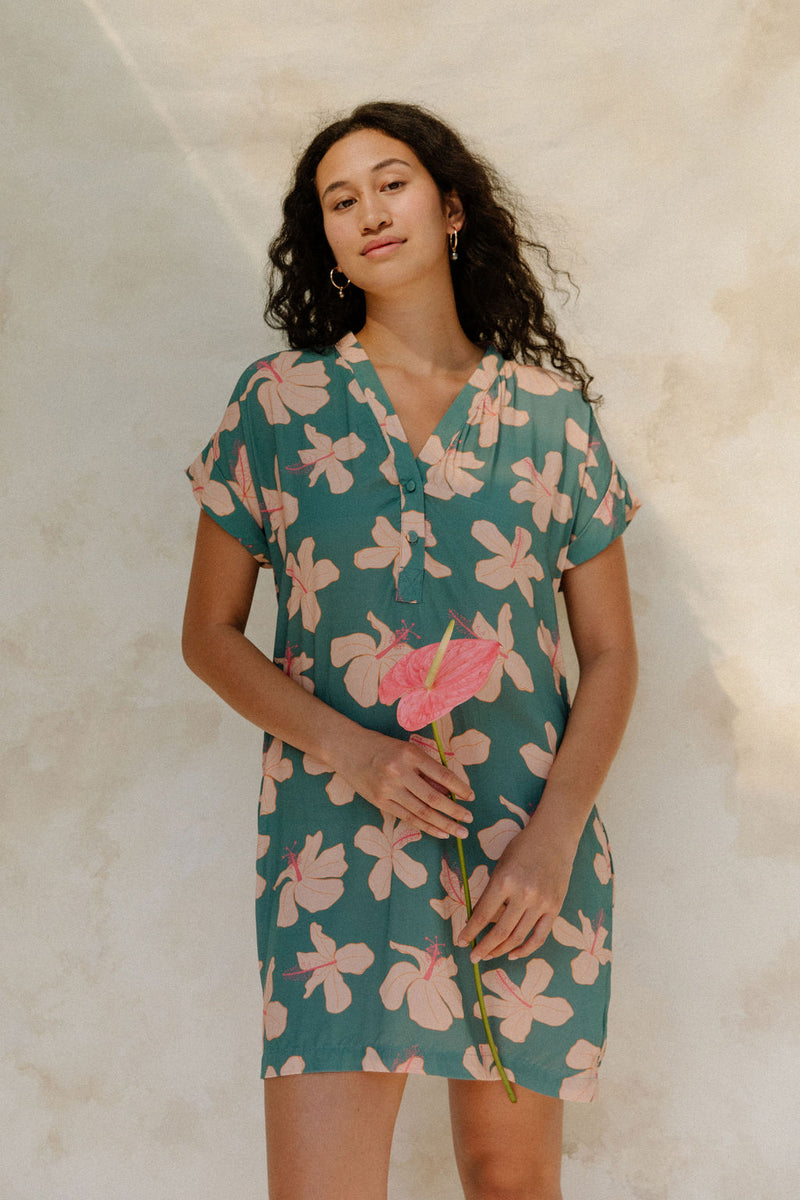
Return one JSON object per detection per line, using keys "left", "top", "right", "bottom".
{"left": 362, "top": 238, "right": 405, "bottom": 256}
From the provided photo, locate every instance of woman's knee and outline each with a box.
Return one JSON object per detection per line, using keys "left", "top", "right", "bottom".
{"left": 455, "top": 1144, "right": 562, "bottom": 1200}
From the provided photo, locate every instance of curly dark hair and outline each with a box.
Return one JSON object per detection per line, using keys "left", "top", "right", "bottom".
{"left": 265, "top": 100, "right": 596, "bottom": 397}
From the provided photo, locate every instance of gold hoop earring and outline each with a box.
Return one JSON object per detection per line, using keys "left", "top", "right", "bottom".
{"left": 330, "top": 266, "right": 350, "bottom": 298}
{"left": 448, "top": 230, "right": 459, "bottom": 261}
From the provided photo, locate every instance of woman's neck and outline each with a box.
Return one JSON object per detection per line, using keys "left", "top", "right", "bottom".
{"left": 357, "top": 286, "right": 482, "bottom": 378}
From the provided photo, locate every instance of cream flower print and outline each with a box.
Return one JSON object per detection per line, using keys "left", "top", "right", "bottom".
{"left": 259, "top": 739, "right": 293, "bottom": 816}
{"left": 275, "top": 645, "right": 315, "bottom": 693}
{"left": 429, "top": 857, "right": 489, "bottom": 943}
{"left": 472, "top": 520, "right": 544, "bottom": 606}
{"left": 250, "top": 352, "right": 330, "bottom": 425}
{"left": 477, "top": 795, "right": 530, "bottom": 861}
{"left": 509, "top": 452, "right": 573, "bottom": 533}
{"left": 466, "top": 377, "right": 529, "bottom": 447}
{"left": 187, "top": 446, "right": 235, "bottom": 517}
{"left": 335, "top": 333, "right": 370, "bottom": 366}
{"left": 362, "top": 1046, "right": 425, "bottom": 1074}
{"left": 593, "top": 466, "right": 627, "bottom": 527}
{"left": 330, "top": 612, "right": 416, "bottom": 708}
{"left": 511, "top": 361, "right": 576, "bottom": 395}
{"left": 354, "top": 814, "right": 427, "bottom": 901}
{"left": 264, "top": 1055, "right": 306, "bottom": 1077}
{"left": 289, "top": 922, "right": 374, "bottom": 1014}
{"left": 463, "top": 1044, "right": 516, "bottom": 1084}
{"left": 260, "top": 456, "right": 299, "bottom": 557}
{"left": 593, "top": 816, "right": 612, "bottom": 886}
{"left": 478, "top": 961, "right": 574, "bottom": 1042}
{"left": 537, "top": 621, "right": 565, "bottom": 692}
{"left": 228, "top": 444, "right": 264, "bottom": 527}
{"left": 292, "top": 423, "right": 366, "bottom": 493}
{"left": 354, "top": 516, "right": 450, "bottom": 586}
{"left": 472, "top": 604, "right": 534, "bottom": 701}
{"left": 418, "top": 434, "right": 485, "bottom": 500}
{"left": 286, "top": 537, "right": 340, "bottom": 632}
{"left": 559, "top": 1039, "right": 605, "bottom": 1102}
{"left": 565, "top": 417, "right": 599, "bottom": 499}
{"left": 256, "top": 833, "right": 270, "bottom": 899}
{"left": 262, "top": 957, "right": 288, "bottom": 1041}
{"left": 520, "top": 721, "right": 558, "bottom": 780}
{"left": 347, "top": 379, "right": 404, "bottom": 483}
{"left": 411, "top": 711, "right": 490, "bottom": 788}
{"left": 273, "top": 831, "right": 348, "bottom": 927}
{"left": 379, "top": 938, "right": 464, "bottom": 1031}
{"left": 302, "top": 754, "right": 355, "bottom": 806}
{"left": 552, "top": 910, "right": 612, "bottom": 985}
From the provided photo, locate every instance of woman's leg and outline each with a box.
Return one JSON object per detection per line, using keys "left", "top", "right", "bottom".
{"left": 448, "top": 1079, "right": 564, "bottom": 1200}
{"left": 264, "top": 1071, "right": 407, "bottom": 1200}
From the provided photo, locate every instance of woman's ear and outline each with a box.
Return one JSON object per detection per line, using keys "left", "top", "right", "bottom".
{"left": 443, "top": 190, "right": 465, "bottom": 231}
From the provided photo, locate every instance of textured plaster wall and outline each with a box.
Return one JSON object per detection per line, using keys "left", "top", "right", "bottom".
{"left": 2, "top": 1, "right": 798, "bottom": 1197}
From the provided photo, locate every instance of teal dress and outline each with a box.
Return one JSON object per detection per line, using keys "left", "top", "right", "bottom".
{"left": 187, "top": 333, "right": 637, "bottom": 1100}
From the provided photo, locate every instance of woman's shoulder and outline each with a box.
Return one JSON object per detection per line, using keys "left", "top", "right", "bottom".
{"left": 498, "top": 356, "right": 594, "bottom": 427}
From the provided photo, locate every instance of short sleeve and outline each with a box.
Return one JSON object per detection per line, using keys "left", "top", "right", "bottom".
{"left": 564, "top": 406, "right": 640, "bottom": 569}
{"left": 186, "top": 364, "right": 274, "bottom": 567}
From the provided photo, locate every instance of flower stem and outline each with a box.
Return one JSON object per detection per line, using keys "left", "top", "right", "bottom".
{"left": 431, "top": 720, "right": 516, "bottom": 1103}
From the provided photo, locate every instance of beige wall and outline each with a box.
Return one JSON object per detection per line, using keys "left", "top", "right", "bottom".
{"left": 2, "top": 1, "right": 798, "bottom": 1196}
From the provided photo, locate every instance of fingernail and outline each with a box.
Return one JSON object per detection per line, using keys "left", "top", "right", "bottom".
{"left": 455, "top": 826, "right": 469, "bottom": 839}
{"left": 461, "top": 813, "right": 473, "bottom": 823}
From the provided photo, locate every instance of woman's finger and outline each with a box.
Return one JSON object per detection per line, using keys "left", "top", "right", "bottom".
{"left": 507, "top": 914, "right": 554, "bottom": 959}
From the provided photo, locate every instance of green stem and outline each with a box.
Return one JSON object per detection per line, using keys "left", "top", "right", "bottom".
{"left": 431, "top": 720, "right": 516, "bottom": 1104}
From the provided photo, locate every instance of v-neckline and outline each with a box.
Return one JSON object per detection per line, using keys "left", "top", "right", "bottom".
{"left": 343, "top": 334, "right": 500, "bottom": 464}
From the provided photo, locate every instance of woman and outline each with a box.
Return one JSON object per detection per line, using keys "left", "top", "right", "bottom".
{"left": 183, "top": 101, "right": 638, "bottom": 1200}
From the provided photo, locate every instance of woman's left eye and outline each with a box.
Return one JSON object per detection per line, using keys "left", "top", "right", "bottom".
{"left": 383, "top": 180, "right": 405, "bottom": 192}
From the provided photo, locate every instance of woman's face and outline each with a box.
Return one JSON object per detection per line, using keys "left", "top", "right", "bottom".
{"left": 315, "top": 127, "right": 462, "bottom": 297}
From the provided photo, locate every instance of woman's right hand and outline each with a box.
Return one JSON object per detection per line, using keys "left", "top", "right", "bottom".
{"left": 332, "top": 729, "right": 474, "bottom": 840}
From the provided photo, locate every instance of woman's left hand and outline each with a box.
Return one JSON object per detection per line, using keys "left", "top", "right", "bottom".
{"left": 456, "top": 818, "right": 577, "bottom": 963}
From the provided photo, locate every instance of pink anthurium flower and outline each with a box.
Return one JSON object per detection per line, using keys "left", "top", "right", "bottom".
{"left": 378, "top": 620, "right": 516, "bottom": 1102}
{"left": 378, "top": 626, "right": 500, "bottom": 731}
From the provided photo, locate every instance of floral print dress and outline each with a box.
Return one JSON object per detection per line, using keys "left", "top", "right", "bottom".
{"left": 187, "top": 333, "right": 637, "bottom": 1101}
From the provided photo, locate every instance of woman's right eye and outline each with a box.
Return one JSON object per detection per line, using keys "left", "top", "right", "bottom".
{"left": 333, "top": 197, "right": 355, "bottom": 211}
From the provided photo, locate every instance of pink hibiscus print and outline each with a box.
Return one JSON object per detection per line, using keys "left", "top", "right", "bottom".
{"left": 330, "top": 612, "right": 416, "bottom": 708}
{"left": 519, "top": 721, "right": 559, "bottom": 780}
{"left": 477, "top": 795, "right": 530, "bottom": 861}
{"left": 379, "top": 635, "right": 499, "bottom": 731}
{"left": 466, "top": 378, "right": 529, "bottom": 447}
{"left": 288, "top": 922, "right": 374, "bottom": 1014}
{"left": 509, "top": 452, "right": 573, "bottom": 533}
{"left": 552, "top": 910, "right": 612, "bottom": 985}
{"left": 275, "top": 644, "right": 315, "bottom": 694}
{"left": 187, "top": 446, "right": 235, "bottom": 517}
{"left": 285, "top": 537, "right": 339, "bottom": 632}
{"left": 362, "top": 1046, "right": 425, "bottom": 1074}
{"left": 302, "top": 754, "right": 355, "bottom": 806}
{"left": 347, "top": 379, "right": 404, "bottom": 482}
{"left": 335, "top": 332, "right": 370, "bottom": 366}
{"left": 593, "top": 816, "right": 612, "bottom": 886}
{"left": 463, "top": 1043, "right": 516, "bottom": 1083}
{"left": 256, "top": 833, "right": 270, "bottom": 899}
{"left": 591, "top": 466, "right": 627, "bottom": 528}
{"left": 411, "top": 711, "right": 491, "bottom": 784}
{"left": 262, "top": 957, "right": 287, "bottom": 1041}
{"left": 354, "top": 814, "right": 428, "bottom": 900}
{"left": 250, "top": 352, "right": 330, "bottom": 425}
{"left": 477, "top": 961, "right": 573, "bottom": 1042}
{"left": 228, "top": 444, "right": 264, "bottom": 527}
{"left": 264, "top": 1055, "right": 306, "bottom": 1078}
{"left": 510, "top": 361, "right": 576, "bottom": 395}
{"left": 430, "top": 856, "right": 490, "bottom": 943}
{"left": 559, "top": 1039, "right": 605, "bottom": 1102}
{"left": 418, "top": 435, "right": 485, "bottom": 500}
{"left": 537, "top": 621, "right": 565, "bottom": 692}
{"left": 565, "top": 418, "right": 599, "bottom": 499}
{"left": 291, "top": 423, "right": 366, "bottom": 493}
{"left": 259, "top": 739, "right": 293, "bottom": 816}
{"left": 471, "top": 605, "right": 534, "bottom": 701}
{"left": 273, "top": 831, "right": 348, "bottom": 927}
{"left": 354, "top": 516, "right": 450, "bottom": 586}
{"left": 260, "top": 456, "right": 299, "bottom": 557}
{"left": 379, "top": 938, "right": 464, "bottom": 1031}
{"left": 471, "top": 520, "right": 544, "bottom": 606}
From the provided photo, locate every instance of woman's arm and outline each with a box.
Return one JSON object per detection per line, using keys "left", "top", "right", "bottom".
{"left": 182, "top": 510, "right": 474, "bottom": 839}
{"left": 457, "top": 536, "right": 638, "bottom": 961}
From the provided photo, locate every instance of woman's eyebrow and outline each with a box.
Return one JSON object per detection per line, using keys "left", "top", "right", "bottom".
{"left": 320, "top": 158, "right": 412, "bottom": 201}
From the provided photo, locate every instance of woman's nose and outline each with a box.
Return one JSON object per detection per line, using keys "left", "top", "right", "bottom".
{"left": 360, "top": 195, "right": 390, "bottom": 233}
